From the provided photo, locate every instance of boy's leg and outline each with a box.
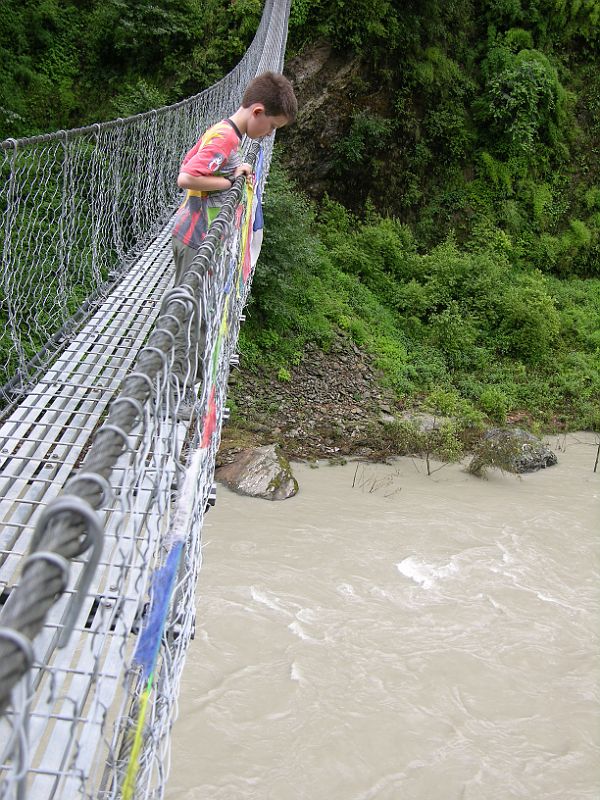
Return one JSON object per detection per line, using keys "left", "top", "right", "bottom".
{"left": 172, "top": 236, "right": 197, "bottom": 285}
{"left": 171, "top": 236, "right": 207, "bottom": 388}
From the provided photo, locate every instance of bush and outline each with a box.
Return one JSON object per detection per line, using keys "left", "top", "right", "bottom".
{"left": 467, "top": 434, "right": 521, "bottom": 478}
{"left": 427, "top": 302, "right": 478, "bottom": 370}
{"left": 478, "top": 387, "right": 510, "bottom": 424}
{"left": 334, "top": 110, "right": 392, "bottom": 166}
{"left": 479, "top": 42, "right": 570, "bottom": 162}
{"left": 383, "top": 418, "right": 465, "bottom": 475}
{"left": 495, "top": 272, "right": 560, "bottom": 362}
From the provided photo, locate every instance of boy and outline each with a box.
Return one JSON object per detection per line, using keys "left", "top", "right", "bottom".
{"left": 170, "top": 72, "right": 297, "bottom": 404}
{"left": 172, "top": 71, "right": 297, "bottom": 284}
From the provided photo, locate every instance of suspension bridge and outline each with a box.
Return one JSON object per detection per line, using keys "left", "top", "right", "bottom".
{"left": 0, "top": 1, "right": 291, "bottom": 797}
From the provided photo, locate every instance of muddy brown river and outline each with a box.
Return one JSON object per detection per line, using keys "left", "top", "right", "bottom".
{"left": 166, "top": 433, "right": 599, "bottom": 799}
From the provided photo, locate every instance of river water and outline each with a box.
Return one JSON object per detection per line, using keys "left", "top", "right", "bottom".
{"left": 166, "top": 433, "right": 599, "bottom": 800}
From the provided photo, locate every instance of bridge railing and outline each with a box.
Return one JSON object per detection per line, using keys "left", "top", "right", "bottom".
{"left": 0, "top": 0, "right": 292, "bottom": 797}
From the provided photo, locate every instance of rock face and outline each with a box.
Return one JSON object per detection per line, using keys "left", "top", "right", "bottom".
{"left": 215, "top": 444, "right": 299, "bottom": 500}
{"left": 279, "top": 42, "right": 360, "bottom": 198}
{"left": 279, "top": 41, "right": 399, "bottom": 213}
{"left": 221, "top": 334, "right": 399, "bottom": 462}
{"left": 471, "top": 428, "right": 558, "bottom": 474}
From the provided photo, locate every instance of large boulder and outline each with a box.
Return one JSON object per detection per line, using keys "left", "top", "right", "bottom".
{"left": 469, "top": 428, "right": 558, "bottom": 476}
{"left": 215, "top": 444, "right": 299, "bottom": 500}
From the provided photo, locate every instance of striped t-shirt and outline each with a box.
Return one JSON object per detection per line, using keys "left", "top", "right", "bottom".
{"left": 172, "top": 118, "right": 242, "bottom": 249}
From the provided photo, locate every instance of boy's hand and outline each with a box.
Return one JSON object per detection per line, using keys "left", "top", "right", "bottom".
{"left": 233, "top": 162, "right": 253, "bottom": 180}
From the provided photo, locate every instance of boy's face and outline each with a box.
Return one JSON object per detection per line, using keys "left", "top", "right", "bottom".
{"left": 246, "top": 104, "right": 288, "bottom": 139}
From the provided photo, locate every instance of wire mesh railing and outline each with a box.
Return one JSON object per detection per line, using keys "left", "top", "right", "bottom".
{"left": 0, "top": 0, "right": 281, "bottom": 408}
{"left": 0, "top": 0, "right": 292, "bottom": 797}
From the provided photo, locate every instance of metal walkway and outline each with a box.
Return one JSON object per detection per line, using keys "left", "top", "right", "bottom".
{"left": 0, "top": 228, "right": 176, "bottom": 798}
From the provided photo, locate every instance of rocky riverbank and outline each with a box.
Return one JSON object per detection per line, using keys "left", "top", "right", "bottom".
{"left": 218, "top": 334, "right": 402, "bottom": 466}
{"left": 217, "top": 333, "right": 562, "bottom": 480}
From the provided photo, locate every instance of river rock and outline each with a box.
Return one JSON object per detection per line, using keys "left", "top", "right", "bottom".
{"left": 401, "top": 412, "right": 452, "bottom": 431}
{"left": 474, "top": 428, "right": 558, "bottom": 474}
{"left": 215, "top": 444, "right": 299, "bottom": 500}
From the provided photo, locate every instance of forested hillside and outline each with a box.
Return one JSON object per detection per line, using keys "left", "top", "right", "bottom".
{"left": 2, "top": 0, "right": 599, "bottom": 431}
{"left": 0, "top": 0, "right": 263, "bottom": 137}
{"left": 251, "top": 0, "right": 600, "bottom": 431}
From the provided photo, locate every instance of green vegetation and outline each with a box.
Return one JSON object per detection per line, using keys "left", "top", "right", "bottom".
{"left": 288, "top": 0, "right": 600, "bottom": 272}
{"left": 379, "top": 418, "right": 467, "bottom": 476}
{"left": 0, "top": 0, "right": 261, "bottom": 139}
{"left": 243, "top": 154, "right": 600, "bottom": 430}
{"left": 257, "top": 0, "right": 600, "bottom": 431}
{"left": 467, "top": 434, "right": 523, "bottom": 478}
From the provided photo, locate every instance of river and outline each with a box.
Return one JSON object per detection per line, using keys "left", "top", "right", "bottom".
{"left": 165, "top": 433, "right": 599, "bottom": 800}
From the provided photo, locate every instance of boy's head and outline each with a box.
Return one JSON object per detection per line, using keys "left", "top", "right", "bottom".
{"left": 241, "top": 72, "right": 297, "bottom": 139}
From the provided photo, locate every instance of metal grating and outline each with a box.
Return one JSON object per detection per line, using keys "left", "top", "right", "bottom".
{"left": 0, "top": 227, "right": 175, "bottom": 799}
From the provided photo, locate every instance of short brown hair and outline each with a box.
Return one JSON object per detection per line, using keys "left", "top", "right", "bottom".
{"left": 242, "top": 72, "right": 298, "bottom": 123}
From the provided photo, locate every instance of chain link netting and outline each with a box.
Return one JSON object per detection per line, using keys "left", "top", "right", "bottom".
{"left": 0, "top": 0, "right": 291, "bottom": 797}
{"left": 0, "top": 0, "right": 282, "bottom": 407}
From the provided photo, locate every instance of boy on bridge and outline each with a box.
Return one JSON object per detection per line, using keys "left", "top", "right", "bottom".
{"left": 170, "top": 72, "right": 297, "bottom": 403}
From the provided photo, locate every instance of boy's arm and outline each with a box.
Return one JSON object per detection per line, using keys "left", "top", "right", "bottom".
{"left": 177, "top": 173, "right": 231, "bottom": 191}
{"left": 177, "top": 162, "right": 253, "bottom": 191}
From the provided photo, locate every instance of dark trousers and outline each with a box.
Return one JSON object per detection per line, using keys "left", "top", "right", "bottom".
{"left": 171, "top": 236, "right": 206, "bottom": 386}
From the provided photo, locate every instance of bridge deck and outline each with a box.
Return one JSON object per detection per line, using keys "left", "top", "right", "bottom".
{"left": 0, "top": 227, "right": 178, "bottom": 799}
